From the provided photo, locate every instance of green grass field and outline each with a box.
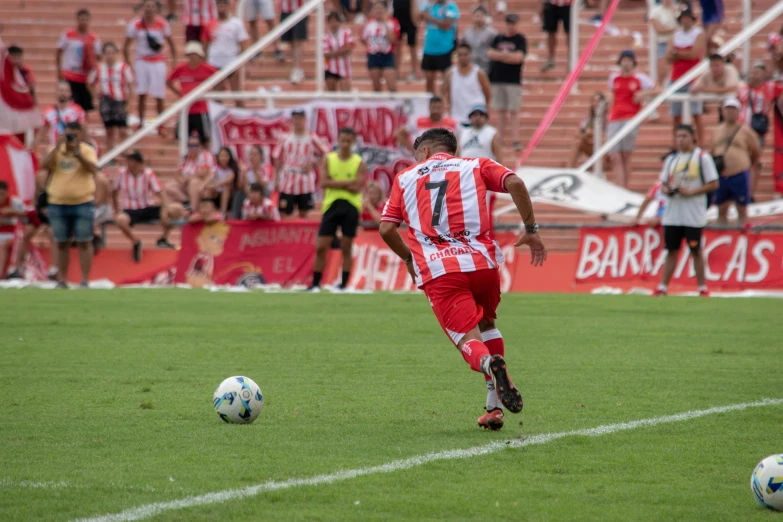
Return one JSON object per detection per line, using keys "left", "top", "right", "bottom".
{"left": 1, "top": 290, "right": 781, "bottom": 521}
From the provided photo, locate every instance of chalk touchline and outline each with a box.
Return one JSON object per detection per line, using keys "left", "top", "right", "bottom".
{"left": 75, "top": 398, "right": 783, "bottom": 522}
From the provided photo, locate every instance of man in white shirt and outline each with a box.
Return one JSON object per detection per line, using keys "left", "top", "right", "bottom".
{"left": 441, "top": 43, "right": 491, "bottom": 126}
{"left": 203, "top": 0, "right": 249, "bottom": 105}
{"left": 458, "top": 105, "right": 500, "bottom": 160}
{"left": 655, "top": 124, "right": 719, "bottom": 297}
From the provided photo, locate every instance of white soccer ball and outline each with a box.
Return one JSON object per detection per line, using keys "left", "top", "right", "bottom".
{"left": 751, "top": 454, "right": 783, "bottom": 511}
{"left": 213, "top": 376, "right": 264, "bottom": 424}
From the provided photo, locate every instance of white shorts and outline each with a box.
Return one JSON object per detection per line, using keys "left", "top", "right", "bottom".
{"left": 134, "top": 60, "right": 167, "bottom": 99}
{"left": 247, "top": 0, "right": 275, "bottom": 21}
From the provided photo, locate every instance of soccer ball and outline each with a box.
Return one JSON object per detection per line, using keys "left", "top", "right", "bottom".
{"left": 213, "top": 376, "right": 264, "bottom": 424}
{"left": 750, "top": 454, "right": 783, "bottom": 511}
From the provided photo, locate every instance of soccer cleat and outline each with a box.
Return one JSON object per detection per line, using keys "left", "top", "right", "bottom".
{"left": 652, "top": 289, "right": 667, "bottom": 296}
{"left": 478, "top": 409, "right": 504, "bottom": 431}
{"left": 699, "top": 289, "right": 710, "bottom": 298}
{"left": 487, "top": 355, "right": 523, "bottom": 414}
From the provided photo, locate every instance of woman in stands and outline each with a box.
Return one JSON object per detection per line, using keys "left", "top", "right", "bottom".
{"left": 166, "top": 134, "right": 216, "bottom": 210}
{"left": 568, "top": 92, "right": 612, "bottom": 171}
{"left": 202, "top": 147, "right": 238, "bottom": 216}
{"left": 232, "top": 145, "right": 275, "bottom": 218}
{"left": 360, "top": 181, "right": 385, "bottom": 229}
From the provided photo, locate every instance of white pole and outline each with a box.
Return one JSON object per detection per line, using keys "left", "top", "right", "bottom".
{"left": 646, "top": 0, "right": 657, "bottom": 83}
{"left": 315, "top": 2, "right": 325, "bottom": 94}
{"left": 178, "top": 102, "right": 191, "bottom": 159}
{"left": 593, "top": 100, "right": 606, "bottom": 179}
{"left": 576, "top": 0, "right": 783, "bottom": 174}
{"left": 568, "top": 1, "right": 580, "bottom": 79}
{"left": 742, "top": 0, "right": 751, "bottom": 78}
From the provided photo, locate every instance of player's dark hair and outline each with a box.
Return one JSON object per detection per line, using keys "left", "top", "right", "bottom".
{"left": 0, "top": 181, "right": 8, "bottom": 190}
{"left": 676, "top": 124, "right": 695, "bottom": 137}
{"left": 64, "top": 121, "right": 82, "bottom": 131}
{"left": 414, "top": 128, "right": 458, "bottom": 154}
{"left": 429, "top": 96, "right": 443, "bottom": 105}
{"left": 327, "top": 11, "right": 341, "bottom": 22}
{"left": 338, "top": 127, "right": 356, "bottom": 137}
{"left": 249, "top": 182, "right": 264, "bottom": 193}
{"left": 76, "top": 8, "right": 90, "bottom": 17}
{"left": 457, "top": 42, "right": 471, "bottom": 53}
{"left": 103, "top": 42, "right": 118, "bottom": 53}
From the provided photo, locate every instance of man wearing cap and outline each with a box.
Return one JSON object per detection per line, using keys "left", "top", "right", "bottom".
{"left": 710, "top": 98, "right": 760, "bottom": 225}
{"left": 113, "top": 150, "right": 181, "bottom": 262}
{"left": 167, "top": 42, "right": 219, "bottom": 142}
{"left": 458, "top": 105, "right": 499, "bottom": 160}
{"left": 667, "top": 8, "right": 706, "bottom": 147}
{"left": 487, "top": 13, "right": 526, "bottom": 151}
{"left": 441, "top": 43, "right": 491, "bottom": 127}
{"left": 607, "top": 50, "right": 654, "bottom": 188}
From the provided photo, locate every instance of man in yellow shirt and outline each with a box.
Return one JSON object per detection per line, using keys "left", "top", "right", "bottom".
{"left": 308, "top": 127, "right": 366, "bottom": 291}
{"left": 42, "top": 121, "right": 98, "bottom": 288}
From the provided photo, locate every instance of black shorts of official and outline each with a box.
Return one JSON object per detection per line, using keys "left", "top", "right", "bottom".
{"left": 394, "top": 9, "right": 418, "bottom": 46}
{"left": 325, "top": 70, "right": 344, "bottom": 81}
{"left": 278, "top": 193, "right": 314, "bottom": 215}
{"left": 124, "top": 206, "right": 161, "bottom": 226}
{"left": 177, "top": 112, "right": 211, "bottom": 141}
{"left": 663, "top": 225, "right": 703, "bottom": 254}
{"left": 542, "top": 3, "right": 571, "bottom": 33}
{"left": 99, "top": 97, "right": 128, "bottom": 128}
{"left": 421, "top": 52, "right": 453, "bottom": 72}
{"left": 185, "top": 25, "right": 202, "bottom": 43}
{"left": 68, "top": 80, "right": 95, "bottom": 112}
{"left": 280, "top": 12, "right": 308, "bottom": 42}
{"left": 318, "top": 199, "right": 360, "bottom": 238}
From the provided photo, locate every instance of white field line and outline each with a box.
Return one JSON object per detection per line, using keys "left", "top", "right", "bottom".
{"left": 75, "top": 398, "right": 783, "bottom": 522}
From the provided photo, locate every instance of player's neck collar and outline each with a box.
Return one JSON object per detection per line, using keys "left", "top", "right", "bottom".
{"left": 431, "top": 152, "right": 453, "bottom": 160}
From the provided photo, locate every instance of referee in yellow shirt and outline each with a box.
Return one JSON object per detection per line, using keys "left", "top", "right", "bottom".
{"left": 308, "top": 127, "right": 366, "bottom": 291}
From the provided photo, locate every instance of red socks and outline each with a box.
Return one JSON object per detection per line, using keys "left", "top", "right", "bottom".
{"left": 481, "top": 329, "right": 504, "bottom": 380}
{"left": 460, "top": 339, "right": 491, "bottom": 373}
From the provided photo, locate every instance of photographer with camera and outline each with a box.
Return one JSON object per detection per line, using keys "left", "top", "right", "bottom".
{"left": 42, "top": 122, "right": 98, "bottom": 288}
{"left": 654, "top": 124, "right": 719, "bottom": 297}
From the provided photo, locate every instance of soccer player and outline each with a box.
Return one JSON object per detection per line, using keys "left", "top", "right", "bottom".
{"left": 379, "top": 128, "right": 547, "bottom": 430}
{"left": 309, "top": 127, "right": 366, "bottom": 291}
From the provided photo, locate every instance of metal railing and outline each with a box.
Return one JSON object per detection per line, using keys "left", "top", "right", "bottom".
{"left": 97, "top": 0, "right": 327, "bottom": 168}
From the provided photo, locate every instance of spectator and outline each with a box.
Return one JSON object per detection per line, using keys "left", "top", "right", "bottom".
{"left": 203, "top": 147, "right": 238, "bottom": 216}
{"left": 395, "top": 95, "right": 458, "bottom": 152}
{"left": 184, "top": 0, "right": 217, "bottom": 43}
{"left": 460, "top": 7, "right": 496, "bottom": 76}
{"left": 540, "top": 0, "right": 571, "bottom": 73}
{"left": 457, "top": 105, "right": 500, "bottom": 160}
{"left": 667, "top": 8, "right": 706, "bottom": 147}
{"left": 188, "top": 198, "right": 223, "bottom": 224}
{"left": 360, "top": 181, "right": 384, "bottom": 228}
{"left": 568, "top": 92, "right": 611, "bottom": 169}
{"left": 273, "top": 109, "right": 330, "bottom": 218}
{"left": 280, "top": 0, "right": 309, "bottom": 84}
{"left": 710, "top": 98, "right": 760, "bottom": 225}
{"left": 362, "top": 2, "right": 400, "bottom": 93}
{"left": 125, "top": 0, "right": 177, "bottom": 132}
{"left": 392, "top": 0, "right": 421, "bottom": 82}
{"left": 332, "top": 0, "right": 369, "bottom": 23}
{"left": 607, "top": 50, "right": 654, "bottom": 188}
{"left": 691, "top": 54, "right": 739, "bottom": 98}
{"left": 488, "top": 13, "right": 526, "bottom": 151}
{"left": 633, "top": 181, "right": 667, "bottom": 227}
{"left": 323, "top": 12, "right": 356, "bottom": 92}
{"left": 241, "top": 182, "right": 280, "bottom": 221}
{"left": 737, "top": 63, "right": 783, "bottom": 196}
{"left": 648, "top": 0, "right": 680, "bottom": 87}
{"left": 655, "top": 124, "right": 719, "bottom": 297}
{"left": 41, "top": 122, "right": 98, "bottom": 289}
{"left": 90, "top": 42, "right": 134, "bottom": 156}
{"left": 442, "top": 43, "right": 491, "bottom": 126}
{"left": 698, "top": 0, "right": 723, "bottom": 45}
{"left": 246, "top": 0, "right": 284, "bottom": 61}
{"left": 420, "top": 0, "right": 460, "bottom": 94}
{"left": 233, "top": 145, "right": 274, "bottom": 217}
{"left": 6, "top": 188, "right": 59, "bottom": 281}
{"left": 113, "top": 150, "right": 179, "bottom": 262}
{"left": 309, "top": 127, "right": 365, "bottom": 291}
{"left": 0, "top": 181, "right": 25, "bottom": 278}
{"left": 167, "top": 42, "right": 220, "bottom": 142}
{"left": 8, "top": 46, "right": 35, "bottom": 113}
{"left": 57, "top": 9, "right": 101, "bottom": 113}
{"left": 36, "top": 81, "right": 86, "bottom": 148}
{"left": 167, "top": 134, "right": 217, "bottom": 208}
{"left": 769, "top": 31, "right": 783, "bottom": 81}
{"left": 202, "top": 0, "right": 249, "bottom": 104}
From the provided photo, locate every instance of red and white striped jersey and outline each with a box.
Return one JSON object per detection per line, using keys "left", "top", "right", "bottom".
{"left": 41, "top": 102, "right": 87, "bottom": 146}
{"left": 180, "top": 151, "right": 217, "bottom": 178}
{"left": 113, "top": 167, "right": 162, "bottom": 210}
{"left": 242, "top": 197, "right": 280, "bottom": 221}
{"left": 90, "top": 62, "right": 134, "bottom": 101}
{"left": 279, "top": 0, "right": 303, "bottom": 14}
{"left": 323, "top": 28, "right": 355, "bottom": 78}
{"left": 361, "top": 18, "right": 400, "bottom": 55}
{"left": 272, "top": 132, "right": 330, "bottom": 195}
{"left": 545, "top": 0, "right": 572, "bottom": 6}
{"left": 126, "top": 16, "right": 172, "bottom": 62}
{"left": 184, "top": 0, "right": 217, "bottom": 26}
{"left": 245, "top": 163, "right": 275, "bottom": 186}
{"left": 381, "top": 153, "right": 512, "bottom": 287}
{"left": 737, "top": 82, "right": 783, "bottom": 124}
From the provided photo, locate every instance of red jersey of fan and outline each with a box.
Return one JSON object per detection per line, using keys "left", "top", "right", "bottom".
{"left": 362, "top": 18, "right": 400, "bottom": 55}
{"left": 670, "top": 27, "right": 703, "bottom": 82}
{"left": 167, "top": 62, "right": 218, "bottom": 114}
{"left": 608, "top": 71, "right": 654, "bottom": 121}
{"left": 323, "top": 28, "right": 355, "bottom": 78}
{"left": 90, "top": 62, "right": 134, "bottom": 101}
{"left": 41, "top": 102, "right": 86, "bottom": 145}
{"left": 184, "top": 0, "right": 217, "bottom": 26}
{"left": 737, "top": 82, "right": 783, "bottom": 124}
{"left": 57, "top": 28, "right": 101, "bottom": 83}
{"left": 381, "top": 153, "right": 511, "bottom": 287}
{"left": 114, "top": 167, "right": 162, "bottom": 210}
{"left": 180, "top": 151, "right": 217, "bottom": 178}
{"left": 272, "top": 132, "right": 330, "bottom": 195}
{"left": 242, "top": 197, "right": 280, "bottom": 221}
{"left": 407, "top": 116, "right": 459, "bottom": 145}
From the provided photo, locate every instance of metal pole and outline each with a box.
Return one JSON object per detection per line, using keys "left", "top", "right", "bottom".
{"left": 315, "top": 1, "right": 325, "bottom": 94}
{"left": 682, "top": 98, "right": 692, "bottom": 125}
{"left": 742, "top": 0, "right": 751, "bottom": 78}
{"left": 647, "top": 0, "right": 657, "bottom": 83}
{"left": 593, "top": 101, "right": 606, "bottom": 179}
{"left": 568, "top": 0, "right": 580, "bottom": 80}
{"left": 178, "top": 102, "right": 191, "bottom": 159}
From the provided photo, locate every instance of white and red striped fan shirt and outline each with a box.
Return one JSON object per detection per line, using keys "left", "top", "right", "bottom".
{"left": 323, "top": 28, "right": 355, "bottom": 78}
{"left": 381, "top": 153, "right": 511, "bottom": 287}
{"left": 545, "top": 0, "right": 572, "bottom": 6}
{"left": 242, "top": 197, "right": 280, "bottom": 221}
{"left": 180, "top": 151, "right": 217, "bottom": 178}
{"left": 126, "top": 16, "right": 172, "bottom": 62}
{"left": 737, "top": 82, "right": 783, "bottom": 124}
{"left": 90, "top": 62, "right": 134, "bottom": 101}
{"left": 113, "top": 167, "right": 162, "bottom": 210}
{"left": 272, "top": 132, "right": 330, "bottom": 195}
{"left": 361, "top": 18, "right": 400, "bottom": 55}
{"left": 279, "top": 0, "right": 303, "bottom": 14}
{"left": 184, "top": 0, "right": 217, "bottom": 26}
{"left": 245, "top": 163, "right": 275, "bottom": 185}
{"left": 42, "top": 102, "right": 86, "bottom": 145}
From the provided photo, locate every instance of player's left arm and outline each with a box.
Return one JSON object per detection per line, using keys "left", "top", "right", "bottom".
{"left": 503, "top": 173, "right": 547, "bottom": 266}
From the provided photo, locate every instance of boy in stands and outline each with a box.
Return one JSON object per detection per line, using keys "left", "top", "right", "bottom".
{"left": 323, "top": 12, "right": 356, "bottom": 92}
{"left": 90, "top": 42, "right": 134, "bottom": 154}
{"left": 241, "top": 183, "right": 280, "bottom": 221}
{"left": 189, "top": 198, "right": 224, "bottom": 224}
{"left": 379, "top": 128, "right": 547, "bottom": 430}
